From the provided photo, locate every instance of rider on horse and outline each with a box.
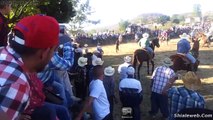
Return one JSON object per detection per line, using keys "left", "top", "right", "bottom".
{"left": 138, "top": 33, "right": 153, "bottom": 59}
{"left": 177, "top": 33, "right": 196, "bottom": 71}
{"left": 207, "top": 26, "right": 213, "bottom": 43}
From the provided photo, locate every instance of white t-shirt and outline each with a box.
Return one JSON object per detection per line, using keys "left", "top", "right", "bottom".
{"left": 89, "top": 79, "right": 110, "bottom": 120}
{"left": 119, "top": 78, "right": 142, "bottom": 93}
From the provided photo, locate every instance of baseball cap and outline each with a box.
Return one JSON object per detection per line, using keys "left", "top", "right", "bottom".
{"left": 13, "top": 14, "right": 59, "bottom": 48}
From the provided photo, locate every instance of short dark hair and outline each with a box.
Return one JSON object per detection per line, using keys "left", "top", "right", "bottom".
{"left": 93, "top": 65, "right": 104, "bottom": 79}
{"left": 9, "top": 30, "right": 40, "bottom": 56}
{"left": 0, "top": 0, "right": 11, "bottom": 9}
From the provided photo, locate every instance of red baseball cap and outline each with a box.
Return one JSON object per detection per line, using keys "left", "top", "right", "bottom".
{"left": 14, "top": 14, "right": 59, "bottom": 48}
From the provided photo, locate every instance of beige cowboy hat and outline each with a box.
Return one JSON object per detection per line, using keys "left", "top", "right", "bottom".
{"left": 127, "top": 66, "right": 135, "bottom": 75}
{"left": 92, "top": 58, "right": 104, "bottom": 66}
{"left": 78, "top": 57, "right": 88, "bottom": 67}
{"left": 124, "top": 56, "right": 132, "bottom": 63}
{"left": 179, "top": 33, "right": 190, "bottom": 40}
{"left": 104, "top": 66, "right": 115, "bottom": 76}
{"left": 162, "top": 57, "right": 173, "bottom": 67}
{"left": 143, "top": 33, "right": 149, "bottom": 38}
{"left": 182, "top": 71, "right": 202, "bottom": 90}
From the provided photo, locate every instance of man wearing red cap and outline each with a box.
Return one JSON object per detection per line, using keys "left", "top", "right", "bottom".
{"left": 0, "top": 15, "right": 69, "bottom": 120}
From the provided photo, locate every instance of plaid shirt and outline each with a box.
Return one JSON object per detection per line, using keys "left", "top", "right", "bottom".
{"left": 38, "top": 42, "right": 74, "bottom": 83}
{"left": 0, "top": 47, "right": 30, "bottom": 120}
{"left": 151, "top": 66, "right": 176, "bottom": 94}
{"left": 168, "top": 86, "right": 205, "bottom": 120}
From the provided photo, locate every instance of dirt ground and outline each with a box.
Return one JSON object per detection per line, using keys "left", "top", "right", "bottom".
{"left": 88, "top": 39, "right": 213, "bottom": 120}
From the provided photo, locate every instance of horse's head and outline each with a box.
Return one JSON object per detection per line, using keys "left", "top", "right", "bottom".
{"left": 151, "top": 37, "right": 160, "bottom": 48}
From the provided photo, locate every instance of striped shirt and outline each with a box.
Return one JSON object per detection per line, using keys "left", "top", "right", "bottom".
{"left": 168, "top": 86, "right": 205, "bottom": 120}
{"left": 37, "top": 42, "right": 74, "bottom": 83}
{"left": 151, "top": 66, "right": 176, "bottom": 94}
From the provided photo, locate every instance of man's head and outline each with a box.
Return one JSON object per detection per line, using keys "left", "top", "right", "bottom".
{"left": 10, "top": 15, "right": 59, "bottom": 72}
{"left": 93, "top": 65, "right": 104, "bottom": 80}
{"left": 126, "top": 66, "right": 135, "bottom": 78}
{"left": 182, "top": 71, "right": 202, "bottom": 91}
{"left": 0, "top": 0, "right": 11, "bottom": 15}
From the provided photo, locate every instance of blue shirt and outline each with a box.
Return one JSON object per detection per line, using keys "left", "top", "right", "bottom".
{"left": 168, "top": 86, "right": 205, "bottom": 120}
{"left": 177, "top": 39, "right": 191, "bottom": 54}
{"left": 37, "top": 42, "right": 74, "bottom": 83}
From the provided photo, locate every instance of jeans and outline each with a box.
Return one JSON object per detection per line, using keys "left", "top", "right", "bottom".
{"left": 149, "top": 92, "right": 169, "bottom": 118}
{"left": 186, "top": 53, "right": 196, "bottom": 63}
{"left": 31, "top": 102, "right": 71, "bottom": 120}
{"left": 145, "top": 47, "right": 153, "bottom": 55}
{"left": 51, "top": 72, "right": 73, "bottom": 107}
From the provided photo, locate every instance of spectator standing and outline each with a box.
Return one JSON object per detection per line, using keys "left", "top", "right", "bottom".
{"left": 0, "top": 0, "right": 11, "bottom": 47}
{"left": 162, "top": 71, "right": 205, "bottom": 120}
{"left": 103, "top": 66, "right": 116, "bottom": 120}
{"left": 149, "top": 57, "right": 177, "bottom": 119}
{"left": 119, "top": 67, "right": 143, "bottom": 120}
{"left": 76, "top": 65, "right": 110, "bottom": 120}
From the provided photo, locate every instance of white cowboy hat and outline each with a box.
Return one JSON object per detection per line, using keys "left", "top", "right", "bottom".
{"left": 124, "top": 56, "right": 131, "bottom": 63}
{"left": 104, "top": 66, "right": 115, "bottom": 76}
{"left": 143, "top": 33, "right": 149, "bottom": 38}
{"left": 179, "top": 33, "right": 190, "bottom": 39}
{"left": 78, "top": 57, "right": 88, "bottom": 67}
{"left": 182, "top": 71, "right": 202, "bottom": 90}
{"left": 126, "top": 66, "right": 135, "bottom": 75}
{"left": 162, "top": 57, "right": 173, "bottom": 67}
{"left": 84, "top": 44, "right": 88, "bottom": 47}
{"left": 75, "top": 48, "right": 83, "bottom": 53}
{"left": 92, "top": 58, "right": 104, "bottom": 66}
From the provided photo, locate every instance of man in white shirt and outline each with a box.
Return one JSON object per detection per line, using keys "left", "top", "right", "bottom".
{"left": 76, "top": 65, "right": 110, "bottom": 120}
{"left": 119, "top": 67, "right": 143, "bottom": 120}
{"left": 118, "top": 56, "right": 132, "bottom": 80}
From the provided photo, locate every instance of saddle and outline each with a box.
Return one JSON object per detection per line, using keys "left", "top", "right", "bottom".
{"left": 170, "top": 54, "right": 191, "bottom": 64}
{"left": 141, "top": 48, "right": 153, "bottom": 59}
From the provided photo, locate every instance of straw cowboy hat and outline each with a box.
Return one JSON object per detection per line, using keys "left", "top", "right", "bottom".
{"left": 78, "top": 57, "right": 88, "bottom": 67}
{"left": 162, "top": 57, "right": 173, "bottom": 67}
{"left": 104, "top": 66, "right": 115, "bottom": 76}
{"left": 143, "top": 33, "right": 149, "bottom": 38}
{"left": 127, "top": 66, "right": 135, "bottom": 75}
{"left": 124, "top": 56, "right": 131, "bottom": 63}
{"left": 179, "top": 33, "right": 190, "bottom": 40}
{"left": 92, "top": 58, "right": 104, "bottom": 66}
{"left": 182, "top": 71, "right": 202, "bottom": 90}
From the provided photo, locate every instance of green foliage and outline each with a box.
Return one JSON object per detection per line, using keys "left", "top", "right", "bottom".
{"left": 170, "top": 14, "right": 185, "bottom": 24}
{"left": 118, "top": 20, "right": 130, "bottom": 32}
{"left": 157, "top": 15, "right": 170, "bottom": 25}
{"left": 69, "top": 0, "right": 93, "bottom": 31}
{"left": 38, "top": 0, "right": 75, "bottom": 23}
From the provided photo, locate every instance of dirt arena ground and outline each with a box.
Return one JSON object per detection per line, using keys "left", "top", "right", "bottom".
{"left": 89, "top": 39, "right": 213, "bottom": 120}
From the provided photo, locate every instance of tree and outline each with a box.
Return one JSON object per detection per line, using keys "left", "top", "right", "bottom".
{"left": 118, "top": 20, "right": 130, "bottom": 32}
{"left": 171, "top": 14, "right": 185, "bottom": 24}
{"left": 69, "top": 0, "right": 94, "bottom": 31}
{"left": 193, "top": 4, "right": 202, "bottom": 18}
{"left": 157, "top": 15, "right": 170, "bottom": 25}
{"left": 38, "top": 0, "right": 75, "bottom": 23}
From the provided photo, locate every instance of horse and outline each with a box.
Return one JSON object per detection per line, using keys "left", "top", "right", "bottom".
{"left": 132, "top": 37, "right": 160, "bottom": 79}
{"left": 198, "top": 32, "right": 213, "bottom": 47}
{"left": 170, "top": 39, "right": 200, "bottom": 72}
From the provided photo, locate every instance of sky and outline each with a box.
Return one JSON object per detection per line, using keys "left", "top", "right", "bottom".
{"left": 83, "top": 0, "right": 212, "bottom": 30}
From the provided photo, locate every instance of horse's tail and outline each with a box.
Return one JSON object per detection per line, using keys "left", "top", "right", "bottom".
{"left": 132, "top": 50, "right": 138, "bottom": 69}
